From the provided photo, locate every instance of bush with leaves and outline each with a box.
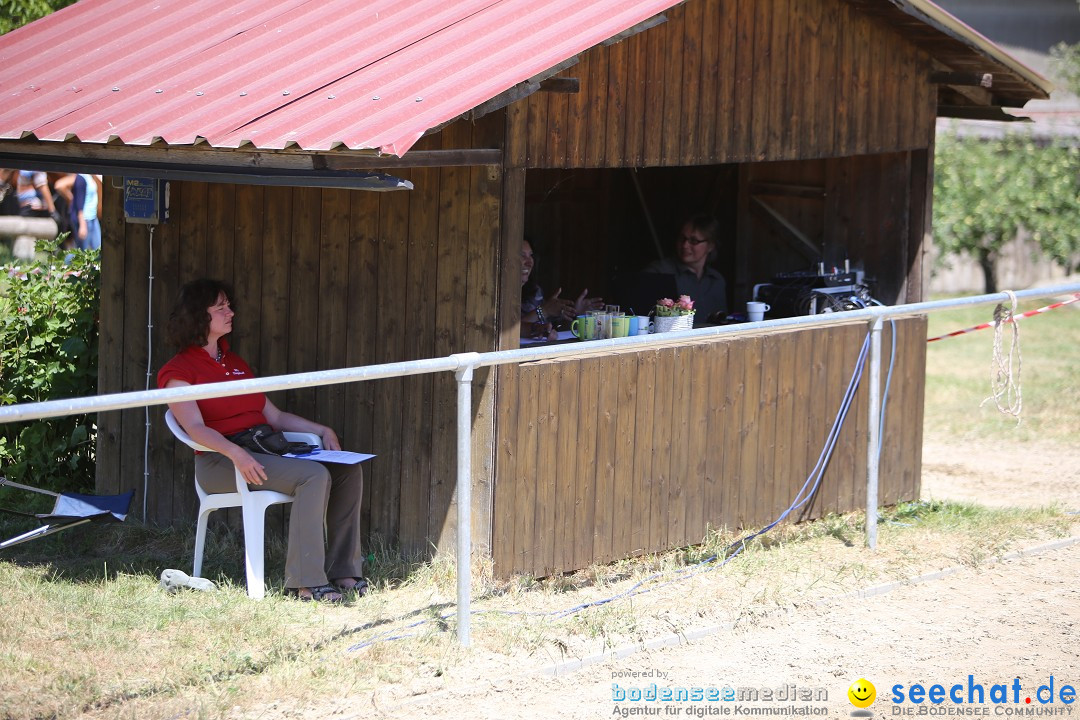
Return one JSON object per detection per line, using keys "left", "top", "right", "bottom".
{"left": 1, "top": 240, "right": 100, "bottom": 497}
{"left": 934, "top": 132, "right": 1080, "bottom": 293}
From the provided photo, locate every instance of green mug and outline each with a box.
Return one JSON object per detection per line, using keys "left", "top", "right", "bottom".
{"left": 611, "top": 314, "right": 630, "bottom": 338}
{"left": 571, "top": 314, "right": 597, "bottom": 340}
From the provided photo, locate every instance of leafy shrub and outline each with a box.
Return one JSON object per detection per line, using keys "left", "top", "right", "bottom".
{"left": 0, "top": 240, "right": 100, "bottom": 498}
{"left": 0, "top": 0, "right": 78, "bottom": 34}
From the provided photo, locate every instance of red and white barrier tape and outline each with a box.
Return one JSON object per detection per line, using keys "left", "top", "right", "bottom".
{"left": 927, "top": 293, "right": 1080, "bottom": 343}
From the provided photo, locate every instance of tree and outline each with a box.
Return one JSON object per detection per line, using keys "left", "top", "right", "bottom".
{"left": 1051, "top": 41, "right": 1080, "bottom": 96}
{"left": 0, "top": 0, "right": 76, "bottom": 35}
{"left": 933, "top": 132, "right": 1080, "bottom": 293}
{"left": 1049, "top": 1, "right": 1080, "bottom": 95}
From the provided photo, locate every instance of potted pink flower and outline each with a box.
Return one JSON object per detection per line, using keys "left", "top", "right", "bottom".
{"left": 654, "top": 295, "right": 695, "bottom": 332}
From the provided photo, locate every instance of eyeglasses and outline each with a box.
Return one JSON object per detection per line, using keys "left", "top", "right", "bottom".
{"left": 677, "top": 234, "right": 708, "bottom": 246}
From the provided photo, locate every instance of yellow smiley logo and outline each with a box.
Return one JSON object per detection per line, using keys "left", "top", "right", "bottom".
{"left": 848, "top": 678, "right": 876, "bottom": 708}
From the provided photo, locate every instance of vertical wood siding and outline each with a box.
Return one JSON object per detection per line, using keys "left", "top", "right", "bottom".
{"left": 492, "top": 318, "right": 926, "bottom": 577}
{"left": 97, "top": 119, "right": 503, "bottom": 554}
{"left": 520, "top": 0, "right": 935, "bottom": 168}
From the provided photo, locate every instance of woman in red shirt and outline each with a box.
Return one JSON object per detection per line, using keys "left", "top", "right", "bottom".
{"left": 159, "top": 279, "right": 365, "bottom": 603}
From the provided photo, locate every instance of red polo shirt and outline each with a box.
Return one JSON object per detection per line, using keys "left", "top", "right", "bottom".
{"left": 157, "top": 340, "right": 266, "bottom": 437}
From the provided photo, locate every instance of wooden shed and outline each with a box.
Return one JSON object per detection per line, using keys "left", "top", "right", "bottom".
{"left": 0, "top": 0, "right": 1050, "bottom": 577}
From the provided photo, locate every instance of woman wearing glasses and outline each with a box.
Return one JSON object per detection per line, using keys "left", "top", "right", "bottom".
{"left": 645, "top": 213, "right": 728, "bottom": 325}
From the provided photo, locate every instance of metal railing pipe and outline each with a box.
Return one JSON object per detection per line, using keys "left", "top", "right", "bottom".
{"left": 0, "top": 355, "right": 465, "bottom": 423}
{"left": 450, "top": 352, "right": 479, "bottom": 646}
{"left": 2, "top": 283, "right": 1076, "bottom": 426}
{"left": 866, "top": 316, "right": 883, "bottom": 550}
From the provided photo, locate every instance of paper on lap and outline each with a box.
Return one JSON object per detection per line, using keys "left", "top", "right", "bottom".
{"left": 282, "top": 449, "right": 376, "bottom": 464}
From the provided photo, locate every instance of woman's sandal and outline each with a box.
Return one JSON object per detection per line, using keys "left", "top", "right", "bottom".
{"left": 332, "top": 577, "right": 369, "bottom": 597}
{"left": 286, "top": 584, "right": 344, "bottom": 603}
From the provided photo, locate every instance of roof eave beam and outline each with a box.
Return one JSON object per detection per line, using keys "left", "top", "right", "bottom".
{"left": 0, "top": 139, "right": 326, "bottom": 170}
{"left": 601, "top": 12, "right": 668, "bottom": 46}
{"left": 423, "top": 55, "right": 582, "bottom": 137}
{"left": 930, "top": 71, "right": 993, "bottom": 88}
{"left": 937, "top": 105, "right": 1032, "bottom": 122}
{"left": 322, "top": 148, "right": 502, "bottom": 169}
{"left": 0, "top": 141, "right": 416, "bottom": 189}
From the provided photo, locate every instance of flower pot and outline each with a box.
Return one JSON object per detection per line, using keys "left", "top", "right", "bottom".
{"left": 653, "top": 314, "right": 694, "bottom": 332}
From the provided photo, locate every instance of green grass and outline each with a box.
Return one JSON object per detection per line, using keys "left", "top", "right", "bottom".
{"left": 0, "top": 518, "right": 460, "bottom": 719}
{"left": 0, "top": 495, "right": 1073, "bottom": 719}
{"left": 923, "top": 293, "right": 1080, "bottom": 444}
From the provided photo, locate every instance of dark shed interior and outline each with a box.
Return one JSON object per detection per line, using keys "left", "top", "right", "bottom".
{"left": 523, "top": 149, "right": 928, "bottom": 326}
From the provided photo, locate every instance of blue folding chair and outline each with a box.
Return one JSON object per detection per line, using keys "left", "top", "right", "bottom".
{"left": 0, "top": 476, "right": 133, "bottom": 550}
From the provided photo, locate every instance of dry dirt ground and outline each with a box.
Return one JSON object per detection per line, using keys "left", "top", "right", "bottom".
{"left": 202, "top": 439, "right": 1080, "bottom": 720}
{"left": 921, "top": 440, "right": 1080, "bottom": 511}
{"left": 367, "top": 540, "right": 1080, "bottom": 720}
{"left": 335, "top": 439, "right": 1080, "bottom": 720}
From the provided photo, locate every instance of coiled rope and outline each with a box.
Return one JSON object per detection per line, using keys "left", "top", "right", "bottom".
{"left": 981, "top": 290, "right": 1022, "bottom": 423}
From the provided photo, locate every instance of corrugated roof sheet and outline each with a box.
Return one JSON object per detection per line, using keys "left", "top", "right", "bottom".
{"left": 0, "top": 0, "right": 1054, "bottom": 159}
{"left": 0, "top": 0, "right": 681, "bottom": 156}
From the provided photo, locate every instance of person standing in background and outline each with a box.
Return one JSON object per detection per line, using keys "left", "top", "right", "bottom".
{"left": 0, "top": 169, "right": 20, "bottom": 216}
{"left": 16, "top": 170, "right": 57, "bottom": 221}
{"left": 56, "top": 172, "right": 103, "bottom": 251}
{"left": 73, "top": 173, "right": 102, "bottom": 250}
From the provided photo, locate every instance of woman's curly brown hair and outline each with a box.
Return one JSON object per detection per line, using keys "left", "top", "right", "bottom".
{"left": 166, "top": 278, "right": 236, "bottom": 349}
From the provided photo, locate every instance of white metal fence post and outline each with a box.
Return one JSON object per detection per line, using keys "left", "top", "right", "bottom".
{"left": 866, "top": 316, "right": 883, "bottom": 550}
{"left": 451, "top": 352, "right": 480, "bottom": 646}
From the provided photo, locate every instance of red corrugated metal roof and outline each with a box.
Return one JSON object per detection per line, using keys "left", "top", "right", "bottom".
{"left": 0, "top": 0, "right": 681, "bottom": 156}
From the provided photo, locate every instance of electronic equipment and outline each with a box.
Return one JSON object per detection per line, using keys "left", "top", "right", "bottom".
{"left": 752, "top": 262, "right": 876, "bottom": 318}
{"left": 122, "top": 177, "right": 170, "bottom": 224}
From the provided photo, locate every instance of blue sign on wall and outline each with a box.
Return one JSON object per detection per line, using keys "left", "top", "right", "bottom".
{"left": 123, "top": 177, "right": 170, "bottom": 224}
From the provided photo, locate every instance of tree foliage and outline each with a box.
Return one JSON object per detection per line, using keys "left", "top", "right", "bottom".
{"left": 933, "top": 132, "right": 1080, "bottom": 293}
{"left": 0, "top": 241, "right": 100, "bottom": 494}
{"left": 0, "top": 0, "right": 76, "bottom": 35}
{"left": 1049, "top": 1, "right": 1080, "bottom": 96}
{"left": 1051, "top": 39, "right": 1080, "bottom": 97}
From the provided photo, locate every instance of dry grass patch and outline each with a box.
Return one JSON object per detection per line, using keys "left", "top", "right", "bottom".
{"left": 0, "top": 500, "right": 1074, "bottom": 720}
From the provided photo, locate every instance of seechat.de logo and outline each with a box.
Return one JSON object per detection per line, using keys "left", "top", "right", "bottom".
{"left": 849, "top": 679, "right": 877, "bottom": 716}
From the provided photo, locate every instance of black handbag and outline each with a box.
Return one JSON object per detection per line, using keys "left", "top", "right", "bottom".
{"left": 227, "top": 424, "right": 316, "bottom": 456}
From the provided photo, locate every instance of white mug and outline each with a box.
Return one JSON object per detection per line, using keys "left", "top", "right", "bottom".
{"left": 747, "top": 301, "right": 771, "bottom": 322}
{"left": 636, "top": 315, "right": 651, "bottom": 334}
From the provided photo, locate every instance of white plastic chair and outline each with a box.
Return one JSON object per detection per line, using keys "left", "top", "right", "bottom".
{"left": 164, "top": 409, "right": 320, "bottom": 599}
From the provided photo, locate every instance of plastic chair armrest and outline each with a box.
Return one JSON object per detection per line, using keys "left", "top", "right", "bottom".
{"left": 282, "top": 431, "right": 322, "bottom": 449}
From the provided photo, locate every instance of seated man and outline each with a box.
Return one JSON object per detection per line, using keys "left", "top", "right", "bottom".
{"left": 520, "top": 236, "right": 602, "bottom": 339}
{"left": 645, "top": 213, "right": 728, "bottom": 326}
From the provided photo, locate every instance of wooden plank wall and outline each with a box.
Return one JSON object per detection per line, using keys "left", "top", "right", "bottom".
{"left": 521, "top": 0, "right": 936, "bottom": 169}
{"left": 97, "top": 117, "right": 503, "bottom": 555}
{"left": 491, "top": 317, "right": 926, "bottom": 577}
